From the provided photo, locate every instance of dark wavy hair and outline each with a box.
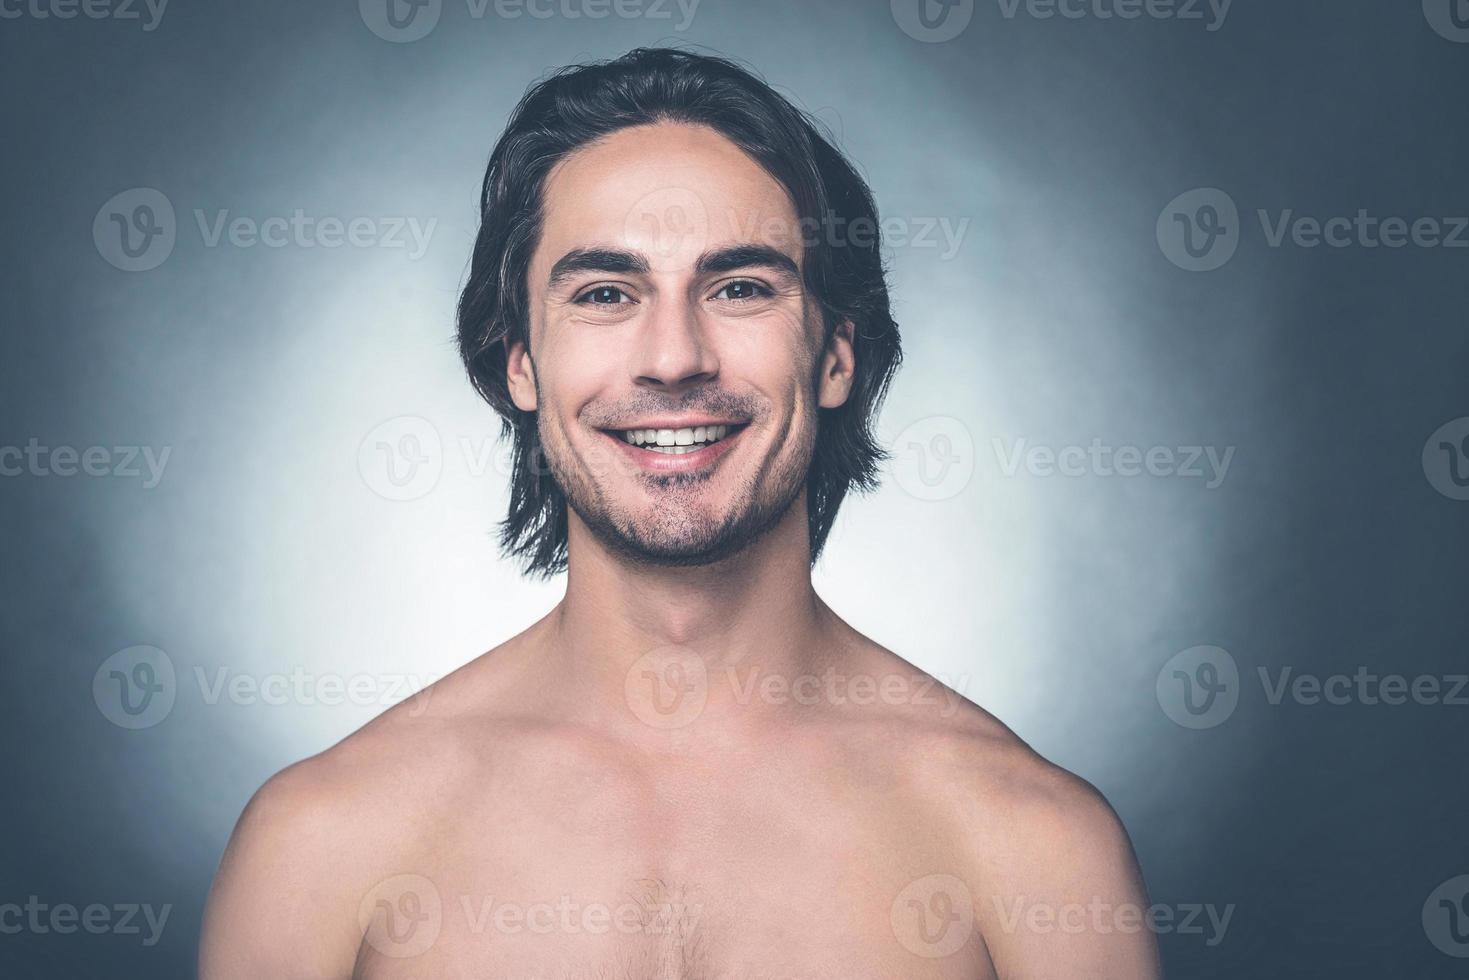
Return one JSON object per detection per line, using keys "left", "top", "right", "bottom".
{"left": 456, "top": 46, "right": 902, "bottom": 578}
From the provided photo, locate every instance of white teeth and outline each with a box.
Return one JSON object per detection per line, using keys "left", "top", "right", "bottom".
{"left": 618, "top": 424, "right": 737, "bottom": 450}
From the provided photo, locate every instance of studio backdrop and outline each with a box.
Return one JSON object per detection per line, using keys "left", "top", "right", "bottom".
{"left": 1, "top": 0, "right": 1466, "bottom": 976}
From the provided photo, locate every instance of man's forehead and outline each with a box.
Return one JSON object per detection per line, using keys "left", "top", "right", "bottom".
{"left": 535, "top": 122, "right": 803, "bottom": 274}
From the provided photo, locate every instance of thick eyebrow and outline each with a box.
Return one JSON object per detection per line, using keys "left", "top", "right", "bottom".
{"left": 544, "top": 242, "right": 801, "bottom": 292}
{"left": 694, "top": 244, "right": 800, "bottom": 280}
{"left": 546, "top": 247, "right": 651, "bottom": 290}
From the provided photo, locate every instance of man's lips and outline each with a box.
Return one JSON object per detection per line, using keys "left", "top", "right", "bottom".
{"left": 596, "top": 422, "right": 748, "bottom": 473}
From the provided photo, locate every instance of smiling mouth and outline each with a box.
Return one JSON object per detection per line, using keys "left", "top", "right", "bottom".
{"left": 610, "top": 424, "right": 747, "bottom": 455}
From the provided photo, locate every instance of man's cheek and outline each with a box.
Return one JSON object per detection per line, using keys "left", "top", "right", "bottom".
{"left": 575, "top": 424, "right": 642, "bottom": 485}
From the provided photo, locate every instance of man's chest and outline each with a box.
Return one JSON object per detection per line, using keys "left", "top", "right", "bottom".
{"left": 350, "top": 765, "right": 994, "bottom": 979}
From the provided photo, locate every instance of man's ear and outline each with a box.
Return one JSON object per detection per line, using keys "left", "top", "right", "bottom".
{"left": 817, "top": 319, "right": 857, "bottom": 409}
{"left": 504, "top": 336, "right": 538, "bottom": 412}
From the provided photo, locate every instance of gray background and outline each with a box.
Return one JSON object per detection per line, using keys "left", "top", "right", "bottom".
{"left": 2, "top": 0, "right": 1466, "bottom": 976}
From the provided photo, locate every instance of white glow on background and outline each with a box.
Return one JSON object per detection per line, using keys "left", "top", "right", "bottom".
{"left": 86, "top": 4, "right": 1268, "bottom": 857}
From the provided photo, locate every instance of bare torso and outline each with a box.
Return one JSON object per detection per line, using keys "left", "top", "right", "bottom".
{"left": 202, "top": 610, "right": 1159, "bottom": 980}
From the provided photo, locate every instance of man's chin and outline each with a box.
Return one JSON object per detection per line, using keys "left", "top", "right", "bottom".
{"left": 570, "top": 494, "right": 798, "bottom": 569}
{"left": 587, "top": 511, "right": 752, "bottom": 568}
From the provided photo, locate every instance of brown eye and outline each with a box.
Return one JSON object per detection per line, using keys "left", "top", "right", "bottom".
{"left": 713, "top": 280, "right": 771, "bottom": 302}
{"left": 578, "top": 286, "right": 631, "bottom": 305}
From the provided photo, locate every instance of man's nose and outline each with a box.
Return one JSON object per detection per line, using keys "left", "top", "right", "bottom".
{"left": 630, "top": 296, "right": 719, "bottom": 392}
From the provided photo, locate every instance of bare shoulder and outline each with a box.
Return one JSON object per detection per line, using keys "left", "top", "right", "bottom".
{"left": 198, "top": 633, "right": 533, "bottom": 979}
{"left": 921, "top": 716, "right": 1161, "bottom": 978}
{"left": 840, "top": 636, "right": 1162, "bottom": 978}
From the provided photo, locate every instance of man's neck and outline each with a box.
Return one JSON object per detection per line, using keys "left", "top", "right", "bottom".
{"left": 542, "top": 499, "right": 840, "bottom": 730}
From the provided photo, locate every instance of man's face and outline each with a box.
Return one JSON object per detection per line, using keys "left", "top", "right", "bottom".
{"left": 506, "top": 121, "right": 855, "bottom": 566}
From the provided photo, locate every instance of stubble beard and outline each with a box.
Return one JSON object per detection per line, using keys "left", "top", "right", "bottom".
{"left": 543, "top": 415, "right": 814, "bottom": 569}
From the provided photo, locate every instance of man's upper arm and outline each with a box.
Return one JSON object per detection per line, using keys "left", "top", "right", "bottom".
{"left": 965, "top": 752, "right": 1163, "bottom": 979}
{"left": 199, "top": 763, "right": 366, "bottom": 979}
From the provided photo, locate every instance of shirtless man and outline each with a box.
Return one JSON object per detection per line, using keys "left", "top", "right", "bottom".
{"left": 200, "top": 47, "right": 1162, "bottom": 979}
